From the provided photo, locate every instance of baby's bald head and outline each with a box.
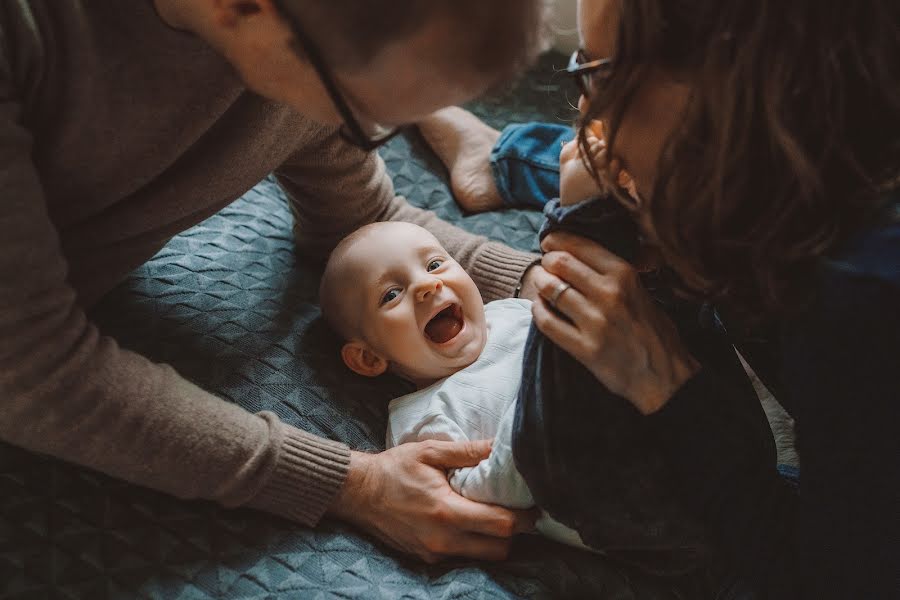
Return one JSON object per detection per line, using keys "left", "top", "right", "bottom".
{"left": 320, "top": 221, "right": 448, "bottom": 339}
{"left": 319, "top": 223, "right": 382, "bottom": 341}
{"left": 319, "top": 222, "right": 487, "bottom": 386}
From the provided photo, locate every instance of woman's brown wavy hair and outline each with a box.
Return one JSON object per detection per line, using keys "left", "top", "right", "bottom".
{"left": 579, "top": 0, "right": 900, "bottom": 319}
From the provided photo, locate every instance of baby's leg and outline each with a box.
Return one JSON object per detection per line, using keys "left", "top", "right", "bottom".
{"left": 418, "top": 107, "right": 571, "bottom": 212}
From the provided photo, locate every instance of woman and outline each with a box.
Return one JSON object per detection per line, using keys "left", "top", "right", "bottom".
{"left": 537, "top": 0, "right": 899, "bottom": 597}
{"left": 423, "top": 0, "right": 899, "bottom": 596}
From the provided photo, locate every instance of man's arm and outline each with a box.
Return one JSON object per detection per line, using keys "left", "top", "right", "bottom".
{"left": 275, "top": 126, "right": 539, "bottom": 301}
{"left": 0, "top": 77, "right": 350, "bottom": 527}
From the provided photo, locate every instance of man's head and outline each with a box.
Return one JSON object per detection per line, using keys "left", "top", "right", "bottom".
{"left": 320, "top": 222, "right": 487, "bottom": 388}
{"left": 156, "top": 0, "right": 549, "bottom": 145}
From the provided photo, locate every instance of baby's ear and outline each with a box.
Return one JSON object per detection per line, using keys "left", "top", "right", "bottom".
{"left": 341, "top": 341, "right": 388, "bottom": 377}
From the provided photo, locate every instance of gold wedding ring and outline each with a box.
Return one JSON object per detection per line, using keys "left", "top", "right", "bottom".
{"left": 549, "top": 282, "right": 571, "bottom": 308}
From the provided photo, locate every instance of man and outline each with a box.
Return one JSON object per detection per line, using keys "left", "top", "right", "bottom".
{"left": 0, "top": 0, "right": 547, "bottom": 564}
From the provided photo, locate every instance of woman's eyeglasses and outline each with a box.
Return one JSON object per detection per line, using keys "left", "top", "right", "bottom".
{"left": 567, "top": 49, "right": 613, "bottom": 98}
{"left": 272, "top": 1, "right": 402, "bottom": 151}
{"left": 567, "top": 50, "right": 642, "bottom": 210}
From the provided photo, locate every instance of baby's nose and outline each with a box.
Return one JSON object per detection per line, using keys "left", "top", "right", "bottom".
{"left": 416, "top": 277, "right": 443, "bottom": 300}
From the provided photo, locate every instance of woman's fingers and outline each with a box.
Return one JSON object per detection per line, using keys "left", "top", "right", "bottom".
{"left": 530, "top": 264, "right": 587, "bottom": 315}
{"left": 532, "top": 297, "right": 591, "bottom": 360}
{"left": 542, "top": 231, "right": 632, "bottom": 277}
{"left": 540, "top": 249, "right": 622, "bottom": 305}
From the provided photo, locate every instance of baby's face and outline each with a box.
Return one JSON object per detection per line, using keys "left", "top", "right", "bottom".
{"left": 342, "top": 223, "right": 487, "bottom": 386}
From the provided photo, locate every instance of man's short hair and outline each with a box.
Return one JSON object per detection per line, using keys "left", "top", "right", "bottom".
{"left": 280, "top": 0, "right": 551, "bottom": 80}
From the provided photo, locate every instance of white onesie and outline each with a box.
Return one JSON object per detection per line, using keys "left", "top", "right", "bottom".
{"left": 386, "top": 298, "right": 592, "bottom": 551}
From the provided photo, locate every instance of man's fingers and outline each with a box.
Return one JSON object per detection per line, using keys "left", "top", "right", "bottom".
{"left": 517, "top": 507, "right": 542, "bottom": 533}
{"left": 418, "top": 439, "right": 492, "bottom": 469}
{"left": 455, "top": 533, "right": 513, "bottom": 561}
{"left": 422, "top": 533, "right": 512, "bottom": 562}
{"left": 442, "top": 493, "right": 536, "bottom": 538}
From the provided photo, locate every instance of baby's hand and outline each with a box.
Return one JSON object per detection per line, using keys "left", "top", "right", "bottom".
{"left": 559, "top": 122, "right": 635, "bottom": 207}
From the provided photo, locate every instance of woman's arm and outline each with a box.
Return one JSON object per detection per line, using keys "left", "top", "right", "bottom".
{"left": 534, "top": 230, "right": 900, "bottom": 598}
{"left": 654, "top": 271, "right": 900, "bottom": 598}
{"left": 530, "top": 231, "right": 700, "bottom": 414}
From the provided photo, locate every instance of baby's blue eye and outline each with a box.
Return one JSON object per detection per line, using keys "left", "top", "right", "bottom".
{"left": 427, "top": 259, "right": 444, "bottom": 272}
{"left": 381, "top": 288, "right": 400, "bottom": 305}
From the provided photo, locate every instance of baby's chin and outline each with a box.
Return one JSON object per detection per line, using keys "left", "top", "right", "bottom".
{"left": 397, "top": 321, "right": 489, "bottom": 387}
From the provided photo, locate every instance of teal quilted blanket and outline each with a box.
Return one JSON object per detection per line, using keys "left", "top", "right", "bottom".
{"left": 1, "top": 53, "right": 699, "bottom": 599}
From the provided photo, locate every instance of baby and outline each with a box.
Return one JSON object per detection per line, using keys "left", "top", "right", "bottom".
{"left": 319, "top": 220, "right": 590, "bottom": 549}
{"left": 319, "top": 131, "right": 707, "bottom": 567}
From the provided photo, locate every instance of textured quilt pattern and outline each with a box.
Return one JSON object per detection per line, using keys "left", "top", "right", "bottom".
{"left": 2, "top": 54, "right": 691, "bottom": 599}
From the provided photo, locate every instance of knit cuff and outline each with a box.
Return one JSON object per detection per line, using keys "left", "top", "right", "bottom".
{"left": 469, "top": 241, "right": 541, "bottom": 303}
{"left": 247, "top": 423, "right": 351, "bottom": 526}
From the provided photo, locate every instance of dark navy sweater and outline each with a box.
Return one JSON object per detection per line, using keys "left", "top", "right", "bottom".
{"left": 648, "top": 197, "right": 900, "bottom": 598}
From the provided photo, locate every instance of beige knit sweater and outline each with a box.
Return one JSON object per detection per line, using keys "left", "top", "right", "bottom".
{"left": 0, "top": 0, "right": 536, "bottom": 526}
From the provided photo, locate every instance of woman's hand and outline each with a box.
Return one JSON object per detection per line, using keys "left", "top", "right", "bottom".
{"left": 328, "top": 440, "right": 536, "bottom": 564}
{"left": 531, "top": 230, "right": 700, "bottom": 414}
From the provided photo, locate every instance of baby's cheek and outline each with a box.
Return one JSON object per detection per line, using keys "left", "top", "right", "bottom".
{"left": 381, "top": 315, "right": 419, "bottom": 348}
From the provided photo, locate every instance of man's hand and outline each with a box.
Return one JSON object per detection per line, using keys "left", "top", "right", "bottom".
{"left": 328, "top": 440, "right": 536, "bottom": 564}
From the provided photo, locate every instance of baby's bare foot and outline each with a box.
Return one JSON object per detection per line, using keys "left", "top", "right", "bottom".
{"left": 418, "top": 107, "right": 504, "bottom": 213}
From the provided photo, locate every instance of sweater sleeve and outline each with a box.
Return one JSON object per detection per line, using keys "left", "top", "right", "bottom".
{"left": 0, "top": 62, "right": 349, "bottom": 527}
{"left": 275, "top": 127, "right": 539, "bottom": 302}
{"left": 647, "top": 273, "right": 900, "bottom": 599}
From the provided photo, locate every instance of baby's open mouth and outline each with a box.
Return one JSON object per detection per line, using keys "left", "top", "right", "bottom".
{"left": 424, "top": 304, "right": 464, "bottom": 344}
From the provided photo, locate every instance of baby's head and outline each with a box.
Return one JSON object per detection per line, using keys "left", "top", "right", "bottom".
{"left": 320, "top": 222, "right": 488, "bottom": 388}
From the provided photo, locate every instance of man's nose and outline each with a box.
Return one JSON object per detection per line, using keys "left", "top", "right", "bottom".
{"left": 415, "top": 277, "right": 443, "bottom": 301}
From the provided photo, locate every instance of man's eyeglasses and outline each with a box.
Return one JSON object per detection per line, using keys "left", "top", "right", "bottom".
{"left": 567, "top": 49, "right": 613, "bottom": 98}
{"left": 272, "top": 1, "right": 402, "bottom": 151}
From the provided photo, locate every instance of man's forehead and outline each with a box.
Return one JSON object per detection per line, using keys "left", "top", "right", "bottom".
{"left": 340, "top": 22, "right": 495, "bottom": 126}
